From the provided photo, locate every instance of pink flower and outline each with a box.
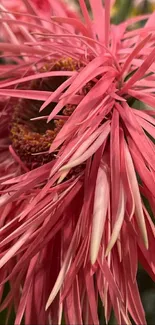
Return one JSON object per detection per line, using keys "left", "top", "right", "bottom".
{"left": 0, "top": 1, "right": 155, "bottom": 324}
{"left": 0, "top": 0, "right": 79, "bottom": 44}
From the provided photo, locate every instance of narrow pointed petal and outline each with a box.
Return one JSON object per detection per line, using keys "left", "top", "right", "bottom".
{"left": 124, "top": 143, "right": 148, "bottom": 249}
{"left": 105, "top": 183, "right": 125, "bottom": 257}
{"left": 60, "top": 122, "right": 110, "bottom": 170}
{"left": 90, "top": 165, "right": 109, "bottom": 264}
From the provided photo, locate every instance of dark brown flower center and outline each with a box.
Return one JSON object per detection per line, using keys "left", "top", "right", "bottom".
{"left": 10, "top": 58, "right": 82, "bottom": 170}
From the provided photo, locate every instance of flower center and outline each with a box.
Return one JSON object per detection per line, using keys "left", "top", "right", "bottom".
{"left": 10, "top": 58, "right": 82, "bottom": 170}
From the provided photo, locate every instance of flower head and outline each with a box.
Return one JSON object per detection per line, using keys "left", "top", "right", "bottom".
{"left": 0, "top": 1, "right": 155, "bottom": 324}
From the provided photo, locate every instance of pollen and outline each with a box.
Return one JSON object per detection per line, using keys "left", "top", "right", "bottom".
{"left": 10, "top": 58, "right": 83, "bottom": 170}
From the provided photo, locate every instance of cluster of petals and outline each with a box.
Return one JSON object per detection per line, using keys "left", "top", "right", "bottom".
{"left": 0, "top": 0, "right": 155, "bottom": 324}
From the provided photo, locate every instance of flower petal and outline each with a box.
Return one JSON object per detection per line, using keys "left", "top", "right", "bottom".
{"left": 90, "top": 165, "right": 109, "bottom": 264}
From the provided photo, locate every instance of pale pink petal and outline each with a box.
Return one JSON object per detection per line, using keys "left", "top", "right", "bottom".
{"left": 124, "top": 143, "right": 148, "bottom": 249}
{"left": 90, "top": 165, "right": 109, "bottom": 264}
{"left": 60, "top": 122, "right": 110, "bottom": 170}
{"left": 105, "top": 183, "right": 125, "bottom": 256}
